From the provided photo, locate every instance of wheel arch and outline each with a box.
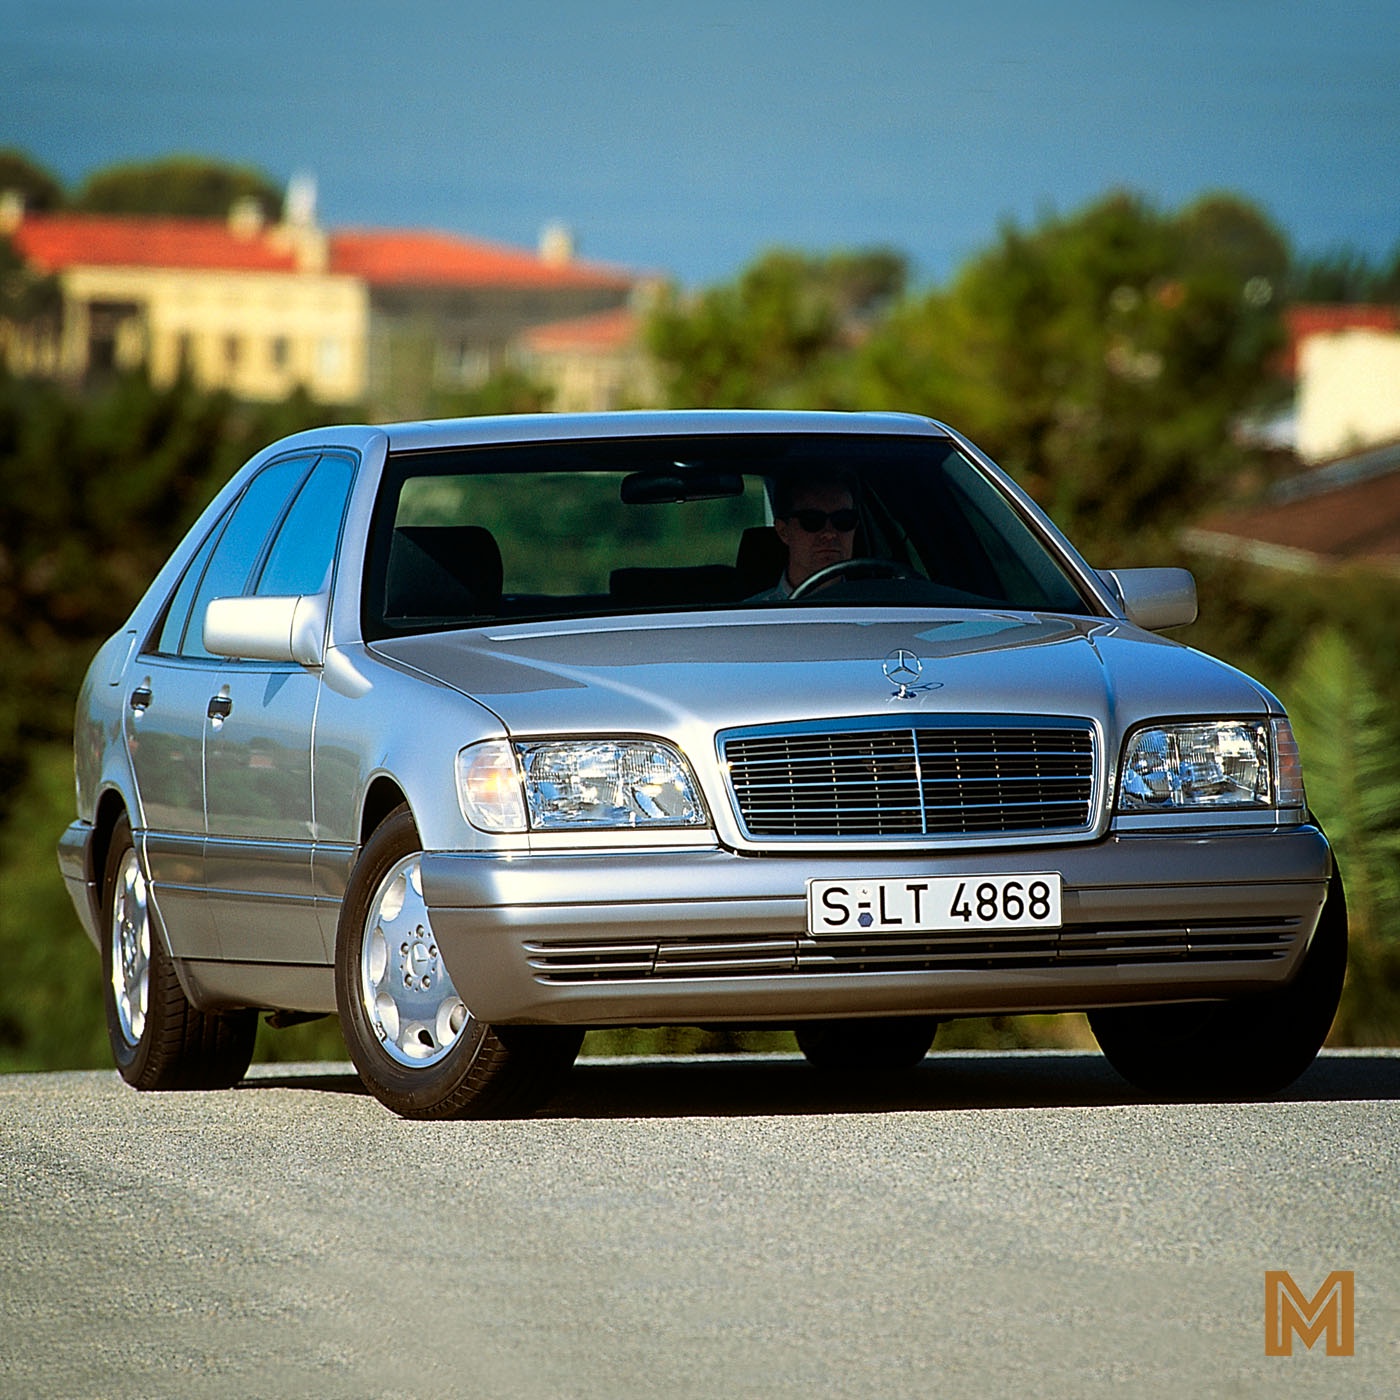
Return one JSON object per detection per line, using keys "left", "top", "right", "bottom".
{"left": 95, "top": 795, "right": 207, "bottom": 1010}
{"left": 91, "top": 788, "right": 132, "bottom": 910}
{"left": 360, "top": 776, "right": 416, "bottom": 846}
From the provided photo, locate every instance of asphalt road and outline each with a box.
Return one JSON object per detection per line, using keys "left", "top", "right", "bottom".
{"left": 2, "top": 1050, "right": 1397, "bottom": 1400}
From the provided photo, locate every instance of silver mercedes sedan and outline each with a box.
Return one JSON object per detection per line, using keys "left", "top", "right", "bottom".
{"left": 59, "top": 410, "right": 1346, "bottom": 1117}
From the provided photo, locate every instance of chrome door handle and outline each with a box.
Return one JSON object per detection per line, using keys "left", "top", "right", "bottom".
{"left": 129, "top": 686, "right": 152, "bottom": 712}
{"left": 207, "top": 694, "right": 233, "bottom": 721}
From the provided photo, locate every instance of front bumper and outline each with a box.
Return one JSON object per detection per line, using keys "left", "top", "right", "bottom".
{"left": 421, "top": 825, "right": 1333, "bottom": 1025}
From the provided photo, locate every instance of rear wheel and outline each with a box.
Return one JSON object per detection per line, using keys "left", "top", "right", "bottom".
{"left": 335, "top": 807, "right": 581, "bottom": 1119}
{"left": 102, "top": 816, "right": 257, "bottom": 1090}
{"left": 795, "top": 1017, "right": 939, "bottom": 1073}
{"left": 1089, "top": 864, "right": 1348, "bottom": 1097}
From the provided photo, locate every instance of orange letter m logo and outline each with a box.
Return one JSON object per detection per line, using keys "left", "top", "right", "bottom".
{"left": 1265, "top": 1270, "right": 1354, "bottom": 1356}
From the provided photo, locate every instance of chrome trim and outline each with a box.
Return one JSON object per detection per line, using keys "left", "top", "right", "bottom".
{"left": 523, "top": 915, "right": 1302, "bottom": 984}
{"left": 719, "top": 714, "right": 1098, "bottom": 843}
{"left": 882, "top": 648, "right": 925, "bottom": 699}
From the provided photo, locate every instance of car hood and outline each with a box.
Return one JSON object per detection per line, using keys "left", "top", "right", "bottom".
{"left": 371, "top": 609, "right": 1273, "bottom": 745}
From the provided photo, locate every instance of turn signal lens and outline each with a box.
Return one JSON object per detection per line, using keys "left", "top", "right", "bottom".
{"left": 456, "top": 740, "right": 527, "bottom": 832}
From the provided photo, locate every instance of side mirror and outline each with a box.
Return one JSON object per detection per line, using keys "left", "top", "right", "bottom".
{"left": 1098, "top": 568, "right": 1198, "bottom": 631}
{"left": 203, "top": 594, "right": 328, "bottom": 665}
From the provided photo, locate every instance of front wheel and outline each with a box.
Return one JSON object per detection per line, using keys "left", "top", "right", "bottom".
{"left": 102, "top": 816, "right": 257, "bottom": 1090}
{"left": 1089, "top": 864, "right": 1348, "bottom": 1098}
{"left": 335, "top": 807, "right": 581, "bottom": 1119}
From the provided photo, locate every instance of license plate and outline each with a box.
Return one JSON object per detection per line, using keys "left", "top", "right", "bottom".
{"left": 807, "top": 874, "right": 1063, "bottom": 935}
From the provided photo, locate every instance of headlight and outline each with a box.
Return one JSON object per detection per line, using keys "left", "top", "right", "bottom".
{"left": 457, "top": 738, "right": 706, "bottom": 833}
{"left": 1118, "top": 719, "right": 1305, "bottom": 812}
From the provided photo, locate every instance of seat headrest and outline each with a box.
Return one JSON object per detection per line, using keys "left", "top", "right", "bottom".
{"left": 735, "top": 525, "right": 787, "bottom": 593}
{"left": 384, "top": 524, "right": 503, "bottom": 621}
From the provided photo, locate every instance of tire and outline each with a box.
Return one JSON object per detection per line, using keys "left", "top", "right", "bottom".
{"left": 335, "top": 807, "right": 582, "bottom": 1119}
{"left": 102, "top": 815, "right": 257, "bottom": 1091}
{"left": 795, "top": 1016, "right": 939, "bottom": 1074}
{"left": 1089, "top": 863, "right": 1348, "bottom": 1098}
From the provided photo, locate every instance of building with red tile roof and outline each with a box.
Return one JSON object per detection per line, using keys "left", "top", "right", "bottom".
{"left": 513, "top": 306, "right": 657, "bottom": 411}
{"left": 0, "top": 195, "right": 649, "bottom": 414}
{"left": 329, "top": 227, "right": 632, "bottom": 291}
{"left": 1, "top": 199, "right": 361, "bottom": 401}
{"left": 1184, "top": 440, "right": 1400, "bottom": 575}
{"left": 12, "top": 211, "right": 306, "bottom": 274}
{"left": 338, "top": 223, "right": 643, "bottom": 416}
{"left": 1281, "top": 304, "right": 1400, "bottom": 378}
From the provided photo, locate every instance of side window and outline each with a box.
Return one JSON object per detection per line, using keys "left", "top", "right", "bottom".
{"left": 255, "top": 454, "right": 356, "bottom": 597}
{"left": 153, "top": 512, "right": 228, "bottom": 656}
{"left": 178, "top": 456, "right": 314, "bottom": 659}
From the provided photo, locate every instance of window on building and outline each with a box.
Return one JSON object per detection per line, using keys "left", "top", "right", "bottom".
{"left": 86, "top": 300, "right": 143, "bottom": 375}
{"left": 317, "top": 336, "right": 345, "bottom": 380}
{"left": 437, "top": 340, "right": 492, "bottom": 388}
{"left": 270, "top": 336, "right": 290, "bottom": 372}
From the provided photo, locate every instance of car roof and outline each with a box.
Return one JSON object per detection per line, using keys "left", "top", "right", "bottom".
{"left": 260, "top": 409, "right": 948, "bottom": 459}
{"left": 380, "top": 409, "right": 950, "bottom": 453}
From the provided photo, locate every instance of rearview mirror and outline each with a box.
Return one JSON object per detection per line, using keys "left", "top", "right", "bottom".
{"left": 620, "top": 469, "right": 745, "bottom": 504}
{"left": 1097, "top": 568, "right": 1197, "bottom": 631}
{"left": 203, "top": 593, "right": 328, "bottom": 665}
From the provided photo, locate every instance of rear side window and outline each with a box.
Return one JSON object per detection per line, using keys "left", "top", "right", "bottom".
{"left": 154, "top": 513, "right": 226, "bottom": 656}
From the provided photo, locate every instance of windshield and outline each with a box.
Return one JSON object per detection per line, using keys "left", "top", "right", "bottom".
{"left": 362, "top": 433, "right": 1094, "bottom": 638}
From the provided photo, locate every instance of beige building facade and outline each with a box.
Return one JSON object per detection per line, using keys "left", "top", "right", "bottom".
{"left": 513, "top": 305, "right": 660, "bottom": 412}
{"left": 1297, "top": 329, "right": 1400, "bottom": 463}
{"left": 50, "top": 261, "right": 368, "bottom": 403}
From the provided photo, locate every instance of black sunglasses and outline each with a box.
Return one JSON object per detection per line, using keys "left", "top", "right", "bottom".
{"left": 787, "top": 508, "right": 859, "bottom": 533}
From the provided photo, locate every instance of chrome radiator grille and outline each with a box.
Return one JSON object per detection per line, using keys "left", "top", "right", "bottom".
{"left": 721, "top": 720, "right": 1096, "bottom": 839}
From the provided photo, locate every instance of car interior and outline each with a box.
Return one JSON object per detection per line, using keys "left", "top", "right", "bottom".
{"left": 361, "top": 436, "right": 1092, "bottom": 637}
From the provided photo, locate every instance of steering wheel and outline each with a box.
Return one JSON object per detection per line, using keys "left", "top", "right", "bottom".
{"left": 789, "top": 557, "right": 915, "bottom": 600}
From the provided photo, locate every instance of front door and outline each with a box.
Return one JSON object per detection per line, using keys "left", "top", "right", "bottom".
{"left": 201, "top": 450, "right": 356, "bottom": 965}
{"left": 203, "top": 665, "right": 326, "bottom": 962}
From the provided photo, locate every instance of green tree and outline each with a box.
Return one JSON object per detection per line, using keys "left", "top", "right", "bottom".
{"left": 0, "top": 370, "right": 342, "bottom": 799}
{"left": 0, "top": 371, "right": 352, "bottom": 1070}
{"left": 849, "top": 191, "right": 1288, "bottom": 556}
{"left": 0, "top": 232, "right": 62, "bottom": 328}
{"left": 1283, "top": 628, "right": 1400, "bottom": 1042}
{"left": 646, "top": 247, "right": 905, "bottom": 408}
{"left": 1177, "top": 191, "right": 1290, "bottom": 290}
{"left": 0, "top": 745, "right": 109, "bottom": 1071}
{"left": 0, "top": 148, "right": 65, "bottom": 211}
{"left": 1288, "top": 242, "right": 1400, "bottom": 302}
{"left": 429, "top": 366, "right": 554, "bottom": 418}
{"left": 73, "top": 155, "right": 283, "bottom": 219}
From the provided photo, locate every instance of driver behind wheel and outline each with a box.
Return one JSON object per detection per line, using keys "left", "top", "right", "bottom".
{"left": 750, "top": 474, "right": 858, "bottom": 601}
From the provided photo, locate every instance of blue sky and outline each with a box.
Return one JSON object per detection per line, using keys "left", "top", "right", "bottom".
{"left": 4, "top": 0, "right": 1398, "bottom": 287}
